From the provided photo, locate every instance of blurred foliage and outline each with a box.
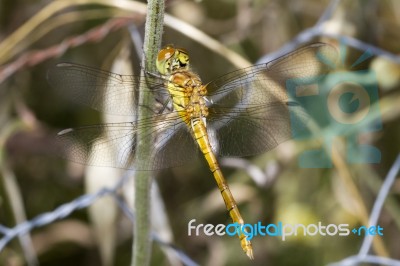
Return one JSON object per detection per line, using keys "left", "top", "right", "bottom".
{"left": 1, "top": 0, "right": 400, "bottom": 266}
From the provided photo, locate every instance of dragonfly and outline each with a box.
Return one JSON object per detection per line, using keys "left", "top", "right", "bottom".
{"left": 47, "top": 43, "right": 337, "bottom": 259}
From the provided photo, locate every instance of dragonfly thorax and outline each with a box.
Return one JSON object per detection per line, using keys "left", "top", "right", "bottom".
{"left": 167, "top": 70, "right": 209, "bottom": 125}
{"left": 156, "top": 46, "right": 209, "bottom": 125}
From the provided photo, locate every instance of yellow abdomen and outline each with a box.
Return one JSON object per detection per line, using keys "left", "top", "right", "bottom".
{"left": 166, "top": 70, "right": 254, "bottom": 259}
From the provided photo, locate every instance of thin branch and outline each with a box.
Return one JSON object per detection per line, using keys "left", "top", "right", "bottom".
{"left": 0, "top": 18, "right": 134, "bottom": 83}
{"left": 358, "top": 154, "right": 400, "bottom": 256}
{"left": 132, "top": 0, "right": 164, "bottom": 265}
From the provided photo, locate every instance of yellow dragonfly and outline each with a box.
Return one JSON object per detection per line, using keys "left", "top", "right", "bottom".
{"left": 47, "top": 43, "right": 337, "bottom": 259}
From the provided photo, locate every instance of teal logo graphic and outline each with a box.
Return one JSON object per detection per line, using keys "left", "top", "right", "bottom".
{"left": 287, "top": 43, "right": 382, "bottom": 168}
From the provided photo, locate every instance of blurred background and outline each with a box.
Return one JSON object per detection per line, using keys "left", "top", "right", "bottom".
{"left": 1, "top": 0, "right": 400, "bottom": 265}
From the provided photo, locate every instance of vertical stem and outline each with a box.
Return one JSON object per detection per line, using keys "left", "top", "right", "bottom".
{"left": 132, "top": 1, "right": 164, "bottom": 266}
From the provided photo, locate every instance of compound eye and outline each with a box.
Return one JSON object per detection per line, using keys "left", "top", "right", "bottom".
{"left": 156, "top": 46, "right": 176, "bottom": 75}
{"left": 157, "top": 46, "right": 175, "bottom": 62}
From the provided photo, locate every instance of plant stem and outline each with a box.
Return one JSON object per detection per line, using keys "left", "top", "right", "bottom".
{"left": 132, "top": 0, "right": 164, "bottom": 266}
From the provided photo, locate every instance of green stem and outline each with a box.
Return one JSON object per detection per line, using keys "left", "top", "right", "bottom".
{"left": 132, "top": 0, "right": 164, "bottom": 266}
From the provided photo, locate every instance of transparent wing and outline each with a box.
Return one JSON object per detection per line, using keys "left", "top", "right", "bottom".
{"left": 47, "top": 63, "right": 167, "bottom": 116}
{"left": 206, "top": 43, "right": 338, "bottom": 156}
{"left": 50, "top": 43, "right": 338, "bottom": 169}
{"left": 54, "top": 113, "right": 200, "bottom": 170}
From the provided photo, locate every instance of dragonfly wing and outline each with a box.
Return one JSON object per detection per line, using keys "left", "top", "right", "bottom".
{"left": 55, "top": 114, "right": 200, "bottom": 170}
{"left": 206, "top": 43, "right": 338, "bottom": 156}
{"left": 206, "top": 43, "right": 338, "bottom": 99}
{"left": 152, "top": 117, "right": 202, "bottom": 169}
{"left": 47, "top": 63, "right": 166, "bottom": 116}
{"left": 207, "top": 103, "right": 309, "bottom": 157}
{"left": 56, "top": 122, "right": 138, "bottom": 169}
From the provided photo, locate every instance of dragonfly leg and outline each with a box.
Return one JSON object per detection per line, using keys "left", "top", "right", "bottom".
{"left": 156, "top": 98, "right": 173, "bottom": 115}
{"left": 146, "top": 70, "right": 168, "bottom": 81}
{"left": 137, "top": 103, "right": 159, "bottom": 114}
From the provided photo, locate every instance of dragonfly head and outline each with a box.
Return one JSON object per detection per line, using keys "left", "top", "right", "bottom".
{"left": 156, "top": 45, "right": 190, "bottom": 75}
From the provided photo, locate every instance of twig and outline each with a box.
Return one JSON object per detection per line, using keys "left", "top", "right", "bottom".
{"left": 0, "top": 18, "right": 134, "bottom": 83}
{"left": 1, "top": 163, "right": 38, "bottom": 265}
{"left": 131, "top": 0, "right": 164, "bottom": 265}
{"left": 358, "top": 154, "right": 400, "bottom": 256}
{"left": 0, "top": 169, "right": 199, "bottom": 265}
{"left": 327, "top": 154, "right": 400, "bottom": 266}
